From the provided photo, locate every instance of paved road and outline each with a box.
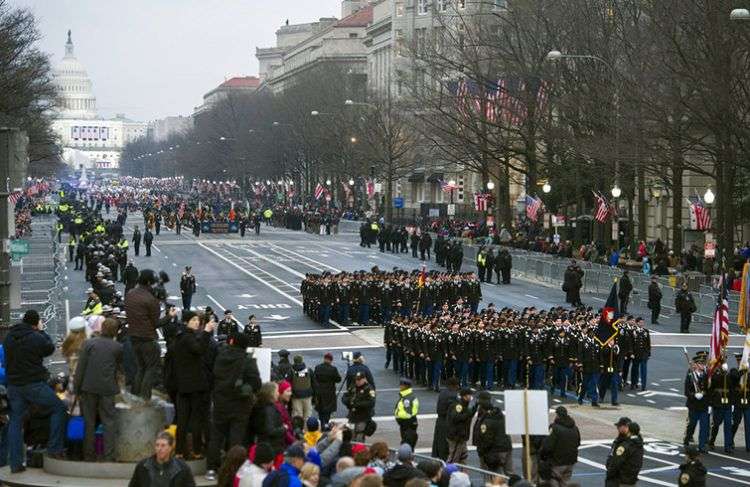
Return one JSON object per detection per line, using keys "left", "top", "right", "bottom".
{"left": 56, "top": 213, "right": 750, "bottom": 486}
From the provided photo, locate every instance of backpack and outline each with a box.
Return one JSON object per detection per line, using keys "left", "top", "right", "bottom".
{"left": 262, "top": 468, "right": 290, "bottom": 487}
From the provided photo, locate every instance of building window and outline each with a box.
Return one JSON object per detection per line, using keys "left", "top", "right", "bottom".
{"left": 395, "top": 29, "right": 405, "bottom": 57}
{"left": 458, "top": 0, "right": 466, "bottom": 9}
{"left": 415, "top": 28, "right": 427, "bottom": 57}
{"left": 417, "top": 0, "right": 428, "bottom": 15}
{"left": 438, "top": 0, "right": 449, "bottom": 12}
{"left": 349, "top": 32, "right": 358, "bottom": 38}
{"left": 395, "top": 1, "right": 404, "bottom": 16}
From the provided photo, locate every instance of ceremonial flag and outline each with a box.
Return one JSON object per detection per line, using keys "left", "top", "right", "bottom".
{"left": 593, "top": 191, "right": 610, "bottom": 223}
{"left": 366, "top": 179, "right": 375, "bottom": 198}
{"left": 8, "top": 191, "right": 22, "bottom": 206}
{"left": 314, "top": 183, "right": 326, "bottom": 200}
{"left": 474, "top": 193, "right": 488, "bottom": 212}
{"left": 739, "top": 262, "right": 750, "bottom": 333}
{"left": 417, "top": 265, "right": 427, "bottom": 289}
{"left": 438, "top": 179, "right": 458, "bottom": 193}
{"left": 595, "top": 281, "right": 620, "bottom": 346}
{"left": 687, "top": 195, "right": 712, "bottom": 231}
{"left": 709, "top": 273, "right": 730, "bottom": 376}
{"left": 525, "top": 195, "right": 542, "bottom": 222}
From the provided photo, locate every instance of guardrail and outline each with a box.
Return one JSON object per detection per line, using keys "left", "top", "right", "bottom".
{"left": 382, "top": 446, "right": 509, "bottom": 485}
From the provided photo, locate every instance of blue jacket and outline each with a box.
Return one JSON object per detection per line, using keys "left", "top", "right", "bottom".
{"left": 3, "top": 323, "right": 54, "bottom": 386}
{"left": 262, "top": 462, "right": 302, "bottom": 487}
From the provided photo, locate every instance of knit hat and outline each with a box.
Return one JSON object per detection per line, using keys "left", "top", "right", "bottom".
{"left": 293, "top": 355, "right": 304, "bottom": 365}
{"left": 397, "top": 443, "right": 413, "bottom": 462}
{"left": 254, "top": 442, "right": 275, "bottom": 465}
{"left": 278, "top": 380, "right": 291, "bottom": 395}
{"left": 306, "top": 416, "right": 319, "bottom": 432}
{"left": 448, "top": 472, "right": 471, "bottom": 487}
{"left": 67, "top": 316, "right": 87, "bottom": 332}
{"left": 352, "top": 443, "right": 368, "bottom": 455}
{"left": 22, "top": 310, "right": 40, "bottom": 326}
{"left": 324, "top": 352, "right": 333, "bottom": 361}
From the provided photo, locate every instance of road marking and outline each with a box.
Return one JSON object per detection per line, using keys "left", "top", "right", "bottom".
{"left": 524, "top": 294, "right": 539, "bottom": 300}
{"left": 272, "top": 344, "right": 383, "bottom": 352}
{"left": 205, "top": 294, "right": 224, "bottom": 310}
{"left": 231, "top": 244, "right": 309, "bottom": 279}
{"left": 264, "top": 329, "right": 345, "bottom": 335}
{"left": 65, "top": 299, "right": 70, "bottom": 325}
{"left": 152, "top": 245, "right": 161, "bottom": 253}
{"left": 267, "top": 243, "right": 341, "bottom": 272}
{"left": 666, "top": 407, "right": 687, "bottom": 411}
{"left": 592, "top": 297, "right": 605, "bottom": 302}
{"left": 199, "top": 243, "right": 304, "bottom": 307}
{"left": 264, "top": 332, "right": 354, "bottom": 339}
{"left": 575, "top": 456, "right": 673, "bottom": 486}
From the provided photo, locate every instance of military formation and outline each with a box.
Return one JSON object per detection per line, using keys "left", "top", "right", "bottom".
{"left": 300, "top": 270, "right": 482, "bottom": 326}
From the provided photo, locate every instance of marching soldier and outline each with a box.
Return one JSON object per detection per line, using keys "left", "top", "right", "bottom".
{"left": 342, "top": 371, "right": 376, "bottom": 442}
{"left": 394, "top": 378, "right": 419, "bottom": 448}
{"left": 732, "top": 353, "right": 750, "bottom": 452}
{"left": 684, "top": 353, "right": 709, "bottom": 451}
{"left": 708, "top": 355, "right": 734, "bottom": 453}
{"left": 179, "top": 266, "right": 196, "bottom": 310}
{"left": 599, "top": 340, "right": 622, "bottom": 406}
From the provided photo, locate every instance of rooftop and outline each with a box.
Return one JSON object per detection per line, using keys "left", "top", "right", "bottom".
{"left": 335, "top": 4, "right": 374, "bottom": 28}
{"left": 219, "top": 76, "right": 261, "bottom": 89}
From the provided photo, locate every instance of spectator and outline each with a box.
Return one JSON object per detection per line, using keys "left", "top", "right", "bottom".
{"left": 61, "top": 318, "right": 87, "bottom": 381}
{"left": 313, "top": 352, "right": 342, "bottom": 425}
{"left": 207, "top": 331, "right": 261, "bottom": 478}
{"left": 416, "top": 460, "right": 443, "bottom": 487}
{"left": 74, "top": 317, "right": 123, "bottom": 462}
{"left": 263, "top": 444, "right": 306, "bottom": 487}
{"left": 304, "top": 417, "right": 322, "bottom": 448}
{"left": 291, "top": 355, "right": 314, "bottom": 420}
{"left": 124, "top": 269, "right": 161, "bottom": 400}
{"left": 332, "top": 456, "right": 368, "bottom": 487}
{"left": 236, "top": 442, "right": 275, "bottom": 487}
{"left": 368, "top": 442, "right": 395, "bottom": 474}
{"left": 383, "top": 444, "right": 426, "bottom": 487}
{"left": 540, "top": 406, "right": 581, "bottom": 487}
{"left": 216, "top": 445, "right": 246, "bottom": 487}
{"left": 173, "top": 310, "right": 215, "bottom": 458}
{"left": 300, "top": 462, "right": 321, "bottom": 487}
{"left": 129, "top": 431, "right": 196, "bottom": 487}
{"left": 447, "top": 472, "right": 471, "bottom": 487}
{"left": 253, "top": 383, "right": 286, "bottom": 456}
{"left": 4, "top": 310, "right": 66, "bottom": 473}
{"left": 276, "top": 380, "right": 296, "bottom": 446}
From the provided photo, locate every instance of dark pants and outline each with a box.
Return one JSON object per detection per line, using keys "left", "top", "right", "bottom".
{"left": 397, "top": 418, "right": 418, "bottom": 449}
{"left": 501, "top": 268, "right": 511, "bottom": 284}
{"left": 145, "top": 243, "right": 152, "bottom": 256}
{"left": 680, "top": 313, "right": 692, "bottom": 333}
{"left": 134, "top": 243, "right": 140, "bottom": 256}
{"left": 650, "top": 302, "right": 661, "bottom": 324}
{"left": 8, "top": 382, "right": 66, "bottom": 470}
{"left": 132, "top": 339, "right": 160, "bottom": 400}
{"left": 80, "top": 393, "right": 116, "bottom": 461}
{"left": 208, "top": 413, "right": 248, "bottom": 470}
{"left": 182, "top": 292, "right": 193, "bottom": 310}
{"left": 732, "top": 406, "right": 750, "bottom": 450}
{"left": 318, "top": 411, "right": 332, "bottom": 426}
{"left": 710, "top": 405, "right": 733, "bottom": 449}
{"left": 619, "top": 296, "right": 629, "bottom": 314}
{"left": 176, "top": 391, "right": 208, "bottom": 457}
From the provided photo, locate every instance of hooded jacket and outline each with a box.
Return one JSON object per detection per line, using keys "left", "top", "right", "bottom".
{"left": 540, "top": 414, "right": 581, "bottom": 466}
{"left": 212, "top": 345, "right": 261, "bottom": 415}
{"left": 3, "top": 323, "right": 55, "bottom": 386}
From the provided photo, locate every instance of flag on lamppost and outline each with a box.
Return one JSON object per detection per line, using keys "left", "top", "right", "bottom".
{"left": 593, "top": 191, "right": 611, "bottom": 223}
{"left": 687, "top": 195, "right": 712, "bottom": 231}
{"left": 314, "top": 183, "right": 326, "bottom": 200}
{"left": 525, "top": 195, "right": 542, "bottom": 222}
{"left": 709, "top": 273, "right": 730, "bottom": 376}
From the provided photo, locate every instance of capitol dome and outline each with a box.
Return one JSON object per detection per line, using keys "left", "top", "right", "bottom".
{"left": 53, "top": 30, "right": 97, "bottom": 120}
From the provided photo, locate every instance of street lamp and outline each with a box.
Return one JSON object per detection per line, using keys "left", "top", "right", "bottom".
{"left": 348, "top": 178, "right": 355, "bottom": 186}
{"left": 704, "top": 188, "right": 715, "bottom": 204}
{"left": 611, "top": 185, "right": 622, "bottom": 198}
{"left": 542, "top": 182, "right": 551, "bottom": 194}
{"left": 486, "top": 181, "right": 495, "bottom": 190}
{"left": 311, "top": 111, "right": 321, "bottom": 116}
{"left": 730, "top": 8, "right": 750, "bottom": 20}
{"left": 272, "top": 121, "right": 280, "bottom": 127}
{"left": 350, "top": 136, "right": 357, "bottom": 143}
{"left": 546, "top": 50, "right": 563, "bottom": 61}
{"left": 344, "top": 99, "right": 354, "bottom": 106}
{"left": 326, "top": 179, "right": 332, "bottom": 185}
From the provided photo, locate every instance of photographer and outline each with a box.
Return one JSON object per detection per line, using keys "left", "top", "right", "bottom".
{"left": 4, "top": 310, "right": 67, "bottom": 472}
{"left": 124, "top": 269, "right": 162, "bottom": 400}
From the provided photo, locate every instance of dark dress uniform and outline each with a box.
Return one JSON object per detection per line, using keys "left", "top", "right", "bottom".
{"left": 431, "top": 386, "right": 456, "bottom": 460}
{"left": 342, "top": 375, "right": 376, "bottom": 442}
{"left": 708, "top": 365, "right": 734, "bottom": 452}
{"left": 678, "top": 458, "right": 707, "bottom": 487}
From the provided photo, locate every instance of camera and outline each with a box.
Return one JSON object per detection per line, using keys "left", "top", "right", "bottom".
{"left": 341, "top": 351, "right": 354, "bottom": 362}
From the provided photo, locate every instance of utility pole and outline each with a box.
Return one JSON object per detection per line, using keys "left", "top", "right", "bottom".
{"left": 0, "top": 128, "right": 29, "bottom": 339}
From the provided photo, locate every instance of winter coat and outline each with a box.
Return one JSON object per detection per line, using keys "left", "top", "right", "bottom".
{"left": 313, "top": 362, "right": 342, "bottom": 414}
{"left": 252, "top": 402, "right": 286, "bottom": 454}
{"left": 3, "top": 323, "right": 55, "bottom": 386}
{"left": 290, "top": 363, "right": 313, "bottom": 399}
{"left": 74, "top": 336, "right": 123, "bottom": 396}
{"left": 606, "top": 434, "right": 644, "bottom": 485}
{"left": 124, "top": 285, "right": 161, "bottom": 340}
{"left": 678, "top": 459, "right": 707, "bottom": 487}
{"left": 212, "top": 345, "right": 261, "bottom": 416}
{"left": 431, "top": 388, "right": 455, "bottom": 459}
{"left": 173, "top": 328, "right": 210, "bottom": 393}
{"left": 128, "top": 456, "right": 196, "bottom": 487}
{"left": 382, "top": 463, "right": 426, "bottom": 487}
{"left": 472, "top": 406, "right": 512, "bottom": 462}
{"left": 446, "top": 398, "right": 473, "bottom": 441}
{"left": 540, "top": 415, "right": 581, "bottom": 466}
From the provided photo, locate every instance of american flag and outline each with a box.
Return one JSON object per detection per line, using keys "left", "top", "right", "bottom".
{"left": 593, "top": 191, "right": 611, "bottom": 223}
{"left": 438, "top": 179, "right": 458, "bottom": 193}
{"left": 709, "top": 273, "right": 730, "bottom": 377}
{"left": 525, "top": 195, "right": 542, "bottom": 221}
{"left": 688, "top": 196, "right": 711, "bottom": 231}
{"left": 314, "top": 183, "right": 326, "bottom": 200}
{"left": 366, "top": 179, "right": 375, "bottom": 198}
{"left": 474, "top": 193, "right": 489, "bottom": 211}
{"left": 456, "top": 78, "right": 469, "bottom": 118}
{"left": 8, "top": 191, "right": 22, "bottom": 206}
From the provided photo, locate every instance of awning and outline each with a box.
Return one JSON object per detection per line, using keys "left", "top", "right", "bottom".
{"left": 426, "top": 173, "right": 444, "bottom": 183}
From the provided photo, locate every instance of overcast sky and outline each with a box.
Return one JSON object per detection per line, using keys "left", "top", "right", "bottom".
{"left": 13, "top": 0, "right": 342, "bottom": 122}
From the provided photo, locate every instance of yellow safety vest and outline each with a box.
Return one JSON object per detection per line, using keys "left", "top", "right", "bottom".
{"left": 95, "top": 224, "right": 105, "bottom": 234}
{"left": 263, "top": 209, "right": 272, "bottom": 219}
{"left": 118, "top": 239, "right": 129, "bottom": 250}
{"left": 82, "top": 301, "right": 102, "bottom": 317}
{"left": 370, "top": 223, "right": 379, "bottom": 232}
{"left": 59, "top": 204, "right": 69, "bottom": 213}
{"left": 74, "top": 217, "right": 83, "bottom": 225}
{"left": 394, "top": 388, "right": 419, "bottom": 420}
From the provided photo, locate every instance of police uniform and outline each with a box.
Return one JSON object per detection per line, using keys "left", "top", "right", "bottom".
{"left": 394, "top": 378, "right": 419, "bottom": 448}
{"left": 342, "top": 371, "right": 376, "bottom": 442}
{"left": 677, "top": 447, "right": 707, "bottom": 487}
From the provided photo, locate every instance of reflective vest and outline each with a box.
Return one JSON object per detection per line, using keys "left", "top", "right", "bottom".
{"left": 370, "top": 223, "right": 379, "bottom": 233}
{"left": 477, "top": 254, "right": 486, "bottom": 266}
{"left": 56, "top": 223, "right": 63, "bottom": 231}
{"left": 82, "top": 300, "right": 102, "bottom": 317}
{"left": 395, "top": 388, "right": 419, "bottom": 420}
{"left": 68, "top": 239, "right": 76, "bottom": 248}
{"left": 263, "top": 209, "right": 272, "bottom": 219}
{"left": 58, "top": 204, "right": 69, "bottom": 213}
{"left": 74, "top": 217, "right": 83, "bottom": 225}
{"left": 118, "top": 239, "right": 129, "bottom": 250}
{"left": 95, "top": 224, "right": 105, "bottom": 234}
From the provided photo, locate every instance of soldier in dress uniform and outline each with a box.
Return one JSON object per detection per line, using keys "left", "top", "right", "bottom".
{"left": 684, "top": 353, "right": 710, "bottom": 452}
{"left": 708, "top": 354, "right": 734, "bottom": 453}
{"left": 731, "top": 353, "right": 750, "bottom": 452}
{"left": 243, "top": 314, "right": 262, "bottom": 347}
{"left": 216, "top": 309, "right": 240, "bottom": 338}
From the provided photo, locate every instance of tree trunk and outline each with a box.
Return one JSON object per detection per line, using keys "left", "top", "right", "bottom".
{"left": 637, "top": 165, "right": 646, "bottom": 245}
{"left": 385, "top": 162, "right": 394, "bottom": 223}
{"left": 671, "top": 159, "right": 683, "bottom": 254}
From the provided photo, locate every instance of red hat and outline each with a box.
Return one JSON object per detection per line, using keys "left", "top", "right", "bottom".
{"left": 278, "top": 380, "right": 291, "bottom": 395}
{"left": 324, "top": 352, "right": 334, "bottom": 361}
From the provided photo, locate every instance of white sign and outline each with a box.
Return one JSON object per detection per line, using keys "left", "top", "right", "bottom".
{"left": 266, "top": 314, "right": 290, "bottom": 321}
{"left": 248, "top": 347, "right": 272, "bottom": 383}
{"left": 504, "top": 390, "right": 550, "bottom": 436}
{"left": 374, "top": 183, "right": 382, "bottom": 193}
{"left": 429, "top": 208, "right": 440, "bottom": 218}
{"left": 236, "top": 304, "right": 292, "bottom": 310}
{"left": 447, "top": 204, "right": 456, "bottom": 216}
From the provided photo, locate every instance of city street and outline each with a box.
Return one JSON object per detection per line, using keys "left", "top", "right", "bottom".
{"left": 54, "top": 214, "right": 750, "bottom": 486}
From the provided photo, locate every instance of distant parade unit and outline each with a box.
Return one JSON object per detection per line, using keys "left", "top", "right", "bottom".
{"left": 4, "top": 1, "right": 750, "bottom": 486}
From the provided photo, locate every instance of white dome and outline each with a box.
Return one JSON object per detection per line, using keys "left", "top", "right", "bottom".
{"left": 53, "top": 30, "right": 97, "bottom": 120}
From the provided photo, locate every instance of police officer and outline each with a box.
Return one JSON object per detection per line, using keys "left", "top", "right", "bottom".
{"left": 143, "top": 227, "right": 153, "bottom": 257}
{"left": 473, "top": 390, "right": 513, "bottom": 475}
{"left": 647, "top": 276, "right": 662, "bottom": 325}
{"left": 605, "top": 418, "right": 644, "bottom": 487}
{"left": 684, "top": 353, "right": 710, "bottom": 451}
{"left": 446, "top": 387, "right": 474, "bottom": 464}
{"left": 345, "top": 351, "right": 375, "bottom": 389}
{"left": 394, "top": 377, "right": 419, "bottom": 448}
{"left": 708, "top": 355, "right": 733, "bottom": 453}
{"left": 132, "top": 226, "right": 142, "bottom": 256}
{"left": 678, "top": 446, "right": 707, "bottom": 487}
{"left": 179, "top": 266, "right": 197, "bottom": 310}
{"left": 342, "top": 371, "right": 376, "bottom": 442}
{"left": 675, "top": 283, "right": 696, "bottom": 333}
{"left": 274, "top": 349, "right": 293, "bottom": 382}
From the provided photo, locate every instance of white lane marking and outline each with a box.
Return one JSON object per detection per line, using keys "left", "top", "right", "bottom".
{"left": 152, "top": 245, "right": 161, "bottom": 253}
{"left": 264, "top": 332, "right": 354, "bottom": 339}
{"left": 65, "top": 299, "right": 70, "bottom": 325}
{"left": 268, "top": 243, "right": 341, "bottom": 272}
{"left": 230, "top": 244, "right": 308, "bottom": 279}
{"left": 708, "top": 449, "right": 750, "bottom": 465}
{"left": 666, "top": 407, "right": 687, "bottom": 411}
{"left": 592, "top": 297, "right": 605, "bottom": 302}
{"left": 524, "top": 294, "right": 539, "bottom": 300}
{"left": 661, "top": 378, "right": 682, "bottom": 382}
{"left": 264, "top": 328, "right": 346, "bottom": 335}
{"left": 205, "top": 294, "right": 224, "bottom": 310}
{"left": 272, "top": 344, "right": 383, "bottom": 352}
{"left": 198, "top": 243, "right": 303, "bottom": 307}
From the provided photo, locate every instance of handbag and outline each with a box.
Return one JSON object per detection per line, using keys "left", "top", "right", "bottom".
{"left": 66, "top": 398, "right": 85, "bottom": 442}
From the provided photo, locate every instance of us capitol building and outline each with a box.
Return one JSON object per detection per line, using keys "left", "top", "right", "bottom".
{"left": 51, "top": 31, "right": 146, "bottom": 171}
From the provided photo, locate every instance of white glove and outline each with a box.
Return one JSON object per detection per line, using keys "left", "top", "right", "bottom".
{"left": 694, "top": 393, "right": 703, "bottom": 400}
{"left": 722, "top": 363, "right": 729, "bottom": 371}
